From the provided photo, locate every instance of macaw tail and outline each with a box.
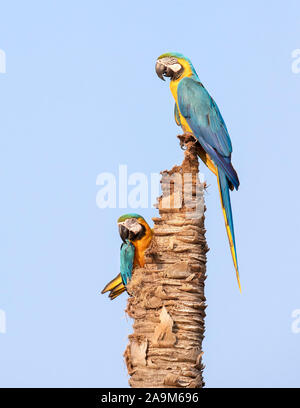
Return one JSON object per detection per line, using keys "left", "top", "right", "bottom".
{"left": 101, "top": 273, "right": 126, "bottom": 300}
{"left": 217, "top": 168, "right": 241, "bottom": 292}
{"left": 109, "top": 283, "right": 126, "bottom": 300}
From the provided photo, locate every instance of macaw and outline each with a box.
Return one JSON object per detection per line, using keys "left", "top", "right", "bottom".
{"left": 101, "top": 214, "right": 153, "bottom": 300}
{"left": 155, "top": 52, "right": 241, "bottom": 292}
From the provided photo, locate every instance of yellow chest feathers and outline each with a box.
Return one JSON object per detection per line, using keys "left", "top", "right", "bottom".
{"left": 132, "top": 220, "right": 153, "bottom": 267}
{"left": 169, "top": 58, "right": 194, "bottom": 133}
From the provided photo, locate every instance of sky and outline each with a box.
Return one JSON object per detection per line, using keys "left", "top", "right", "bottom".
{"left": 0, "top": 0, "right": 300, "bottom": 388}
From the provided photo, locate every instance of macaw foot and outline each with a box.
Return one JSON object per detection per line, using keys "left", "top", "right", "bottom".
{"left": 177, "top": 133, "right": 197, "bottom": 150}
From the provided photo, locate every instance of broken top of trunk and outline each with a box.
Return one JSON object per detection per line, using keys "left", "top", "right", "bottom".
{"left": 124, "top": 135, "right": 208, "bottom": 388}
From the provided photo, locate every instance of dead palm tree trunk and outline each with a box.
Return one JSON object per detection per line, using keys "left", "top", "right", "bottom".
{"left": 124, "top": 135, "right": 208, "bottom": 388}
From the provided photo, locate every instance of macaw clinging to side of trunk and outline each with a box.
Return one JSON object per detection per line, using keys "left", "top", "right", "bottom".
{"left": 101, "top": 214, "right": 153, "bottom": 300}
{"left": 155, "top": 52, "right": 241, "bottom": 292}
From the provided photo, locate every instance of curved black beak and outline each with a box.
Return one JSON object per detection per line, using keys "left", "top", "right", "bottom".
{"left": 118, "top": 224, "right": 129, "bottom": 242}
{"left": 155, "top": 61, "right": 166, "bottom": 81}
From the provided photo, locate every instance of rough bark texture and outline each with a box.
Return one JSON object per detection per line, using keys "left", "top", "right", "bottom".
{"left": 124, "top": 135, "right": 208, "bottom": 388}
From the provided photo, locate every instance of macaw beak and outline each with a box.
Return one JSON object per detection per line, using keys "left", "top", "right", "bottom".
{"left": 118, "top": 224, "right": 129, "bottom": 243}
{"left": 155, "top": 61, "right": 166, "bottom": 81}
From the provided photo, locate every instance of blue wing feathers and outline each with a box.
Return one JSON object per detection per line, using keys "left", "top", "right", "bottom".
{"left": 120, "top": 240, "right": 135, "bottom": 286}
{"left": 177, "top": 77, "right": 239, "bottom": 190}
{"left": 178, "top": 77, "right": 232, "bottom": 156}
{"left": 202, "top": 142, "right": 239, "bottom": 190}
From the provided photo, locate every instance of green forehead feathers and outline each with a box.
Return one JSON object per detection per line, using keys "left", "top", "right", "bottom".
{"left": 157, "top": 52, "right": 186, "bottom": 60}
{"left": 117, "top": 213, "right": 144, "bottom": 223}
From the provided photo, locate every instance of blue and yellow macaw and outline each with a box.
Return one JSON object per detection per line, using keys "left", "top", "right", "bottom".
{"left": 155, "top": 53, "right": 241, "bottom": 292}
{"left": 101, "top": 214, "right": 153, "bottom": 300}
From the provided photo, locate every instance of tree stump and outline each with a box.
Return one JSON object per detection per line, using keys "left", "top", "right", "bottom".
{"left": 124, "top": 135, "right": 208, "bottom": 388}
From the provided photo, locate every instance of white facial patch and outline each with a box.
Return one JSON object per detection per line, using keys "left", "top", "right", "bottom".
{"left": 169, "top": 63, "right": 182, "bottom": 72}
{"left": 123, "top": 218, "right": 143, "bottom": 234}
{"left": 158, "top": 57, "right": 183, "bottom": 76}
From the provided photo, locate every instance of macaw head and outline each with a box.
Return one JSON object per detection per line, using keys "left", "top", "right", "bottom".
{"left": 117, "top": 213, "right": 148, "bottom": 243}
{"left": 155, "top": 52, "right": 197, "bottom": 81}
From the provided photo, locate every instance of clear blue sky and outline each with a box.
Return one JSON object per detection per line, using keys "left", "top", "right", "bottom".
{"left": 0, "top": 0, "right": 300, "bottom": 387}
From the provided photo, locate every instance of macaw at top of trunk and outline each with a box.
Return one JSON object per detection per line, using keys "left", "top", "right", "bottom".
{"left": 156, "top": 52, "right": 241, "bottom": 292}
